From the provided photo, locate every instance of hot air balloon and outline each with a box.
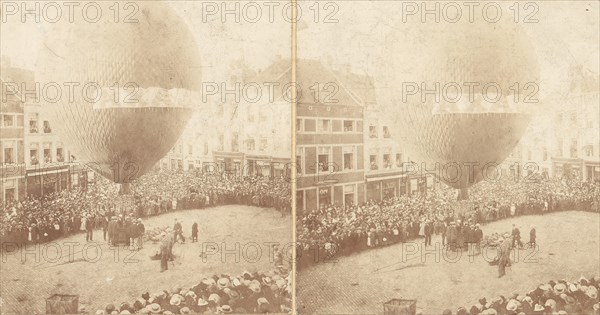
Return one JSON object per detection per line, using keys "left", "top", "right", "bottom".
{"left": 36, "top": 1, "right": 201, "bottom": 194}
{"left": 381, "top": 12, "right": 540, "bottom": 199}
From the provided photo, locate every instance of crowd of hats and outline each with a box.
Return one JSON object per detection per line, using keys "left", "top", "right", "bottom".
{"left": 95, "top": 269, "right": 292, "bottom": 314}
{"left": 1, "top": 169, "right": 290, "bottom": 244}
{"left": 297, "top": 178, "right": 599, "bottom": 269}
{"left": 441, "top": 276, "right": 600, "bottom": 315}
{"left": 130, "top": 169, "right": 290, "bottom": 217}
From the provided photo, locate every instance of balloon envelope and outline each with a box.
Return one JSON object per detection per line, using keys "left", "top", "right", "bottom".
{"left": 36, "top": 1, "right": 201, "bottom": 184}
{"left": 381, "top": 12, "right": 540, "bottom": 190}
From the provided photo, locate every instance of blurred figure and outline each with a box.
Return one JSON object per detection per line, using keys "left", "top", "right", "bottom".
{"left": 159, "top": 232, "right": 169, "bottom": 272}
{"left": 191, "top": 221, "right": 198, "bottom": 243}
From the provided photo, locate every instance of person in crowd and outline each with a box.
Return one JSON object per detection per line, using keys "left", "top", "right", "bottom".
{"left": 137, "top": 218, "right": 145, "bottom": 250}
{"left": 511, "top": 224, "right": 523, "bottom": 249}
{"left": 85, "top": 214, "right": 94, "bottom": 242}
{"left": 529, "top": 225, "right": 536, "bottom": 247}
{"left": 159, "top": 232, "right": 169, "bottom": 272}
{"left": 174, "top": 219, "right": 185, "bottom": 244}
{"left": 191, "top": 221, "right": 198, "bottom": 243}
{"left": 101, "top": 215, "right": 109, "bottom": 241}
{"left": 424, "top": 220, "right": 433, "bottom": 246}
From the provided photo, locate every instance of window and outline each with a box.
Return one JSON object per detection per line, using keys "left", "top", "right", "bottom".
{"left": 570, "top": 139, "right": 578, "bottom": 158}
{"left": 296, "top": 155, "right": 302, "bottom": 175}
{"left": 318, "top": 147, "right": 330, "bottom": 171}
{"left": 370, "top": 155, "right": 378, "bottom": 170}
{"left": 296, "top": 119, "right": 302, "bottom": 132}
{"left": 383, "top": 153, "right": 391, "bottom": 169}
{"left": 396, "top": 153, "right": 403, "bottom": 168}
{"left": 542, "top": 147, "right": 547, "bottom": 161}
{"left": 5, "top": 188, "right": 15, "bottom": 202}
{"left": 29, "top": 119, "right": 38, "bottom": 133}
{"left": 259, "top": 138, "right": 268, "bottom": 151}
{"left": 318, "top": 119, "right": 330, "bottom": 132}
{"left": 218, "top": 134, "right": 224, "bottom": 151}
{"left": 30, "top": 149, "right": 39, "bottom": 165}
{"left": 43, "top": 121, "right": 52, "bottom": 133}
{"left": 4, "top": 148, "right": 14, "bottom": 164}
{"left": 369, "top": 125, "right": 378, "bottom": 138}
{"left": 584, "top": 145, "right": 594, "bottom": 157}
{"left": 44, "top": 149, "right": 51, "bottom": 163}
{"left": 3, "top": 115, "right": 14, "bottom": 127}
{"left": 246, "top": 139, "right": 255, "bottom": 151}
{"left": 56, "top": 148, "right": 64, "bottom": 162}
{"left": 188, "top": 145, "right": 193, "bottom": 155}
{"left": 231, "top": 133, "right": 239, "bottom": 152}
{"left": 304, "top": 119, "right": 316, "bottom": 132}
{"left": 343, "top": 120, "right": 354, "bottom": 132}
{"left": 343, "top": 147, "right": 354, "bottom": 170}
{"left": 557, "top": 138, "right": 563, "bottom": 157}
{"left": 383, "top": 126, "right": 391, "bottom": 138}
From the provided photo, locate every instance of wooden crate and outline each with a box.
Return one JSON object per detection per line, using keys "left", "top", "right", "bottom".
{"left": 46, "top": 294, "right": 79, "bottom": 314}
{"left": 383, "top": 299, "right": 417, "bottom": 315}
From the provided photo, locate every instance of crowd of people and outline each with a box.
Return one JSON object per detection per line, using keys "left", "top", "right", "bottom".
{"left": 439, "top": 276, "right": 599, "bottom": 315}
{"left": 0, "top": 169, "right": 291, "bottom": 245}
{"left": 297, "top": 178, "right": 599, "bottom": 268}
{"left": 95, "top": 269, "right": 292, "bottom": 314}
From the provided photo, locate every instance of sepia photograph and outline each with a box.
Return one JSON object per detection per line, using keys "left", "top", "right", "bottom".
{"left": 1, "top": 1, "right": 293, "bottom": 314}
{"left": 295, "top": 1, "right": 600, "bottom": 315}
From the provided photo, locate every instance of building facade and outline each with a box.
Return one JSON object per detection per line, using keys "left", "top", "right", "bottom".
{"left": 1, "top": 59, "right": 87, "bottom": 205}
{"left": 296, "top": 60, "right": 368, "bottom": 212}
{"left": 1, "top": 61, "right": 27, "bottom": 204}
{"left": 160, "top": 57, "right": 292, "bottom": 178}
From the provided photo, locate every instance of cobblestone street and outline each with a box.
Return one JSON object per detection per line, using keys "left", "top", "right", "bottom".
{"left": 297, "top": 211, "right": 600, "bottom": 314}
{"left": 0, "top": 205, "right": 292, "bottom": 314}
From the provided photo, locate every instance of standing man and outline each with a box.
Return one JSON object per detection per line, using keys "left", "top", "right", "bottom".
{"left": 85, "top": 214, "right": 94, "bottom": 242}
{"left": 498, "top": 237, "right": 512, "bottom": 278}
{"left": 173, "top": 219, "right": 185, "bottom": 243}
{"left": 102, "top": 215, "right": 109, "bottom": 241}
{"left": 159, "top": 232, "right": 169, "bottom": 272}
{"left": 191, "top": 221, "right": 198, "bottom": 243}
{"left": 440, "top": 222, "right": 447, "bottom": 245}
{"left": 529, "top": 225, "right": 536, "bottom": 247}
{"left": 511, "top": 224, "right": 523, "bottom": 249}
{"left": 473, "top": 224, "right": 483, "bottom": 255}
{"left": 137, "top": 218, "right": 145, "bottom": 250}
{"left": 424, "top": 220, "right": 433, "bottom": 246}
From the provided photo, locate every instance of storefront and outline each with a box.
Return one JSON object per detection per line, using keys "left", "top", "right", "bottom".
{"left": 585, "top": 163, "right": 600, "bottom": 182}
{"left": 26, "top": 166, "right": 70, "bottom": 198}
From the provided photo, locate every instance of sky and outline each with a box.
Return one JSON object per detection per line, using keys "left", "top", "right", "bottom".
{"left": 297, "top": 1, "right": 600, "bottom": 110}
{"left": 1, "top": 0, "right": 292, "bottom": 82}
